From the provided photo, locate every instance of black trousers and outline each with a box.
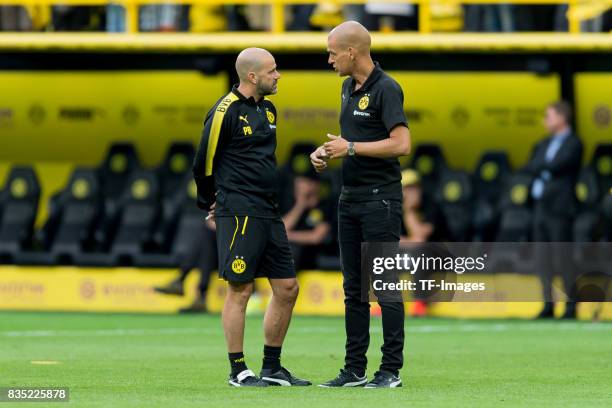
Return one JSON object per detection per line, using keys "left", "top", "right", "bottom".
{"left": 338, "top": 198, "right": 404, "bottom": 376}
{"left": 532, "top": 203, "right": 576, "bottom": 303}
{"left": 179, "top": 222, "right": 217, "bottom": 296}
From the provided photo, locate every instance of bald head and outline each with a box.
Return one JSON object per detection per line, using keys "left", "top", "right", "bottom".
{"left": 327, "top": 21, "right": 373, "bottom": 77}
{"left": 328, "top": 21, "right": 371, "bottom": 53}
{"left": 235, "top": 47, "right": 280, "bottom": 99}
{"left": 235, "top": 47, "right": 274, "bottom": 82}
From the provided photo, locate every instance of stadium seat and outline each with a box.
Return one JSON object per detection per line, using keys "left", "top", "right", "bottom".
{"left": 603, "top": 190, "right": 612, "bottom": 241}
{"left": 573, "top": 167, "right": 603, "bottom": 242}
{"left": 485, "top": 172, "right": 536, "bottom": 273}
{"left": 591, "top": 143, "right": 612, "bottom": 193}
{"left": 158, "top": 142, "right": 195, "bottom": 198}
{"left": 433, "top": 169, "right": 473, "bottom": 241}
{"left": 408, "top": 144, "right": 447, "bottom": 206}
{"left": 496, "top": 172, "right": 533, "bottom": 242}
{"left": 110, "top": 169, "right": 161, "bottom": 266}
{"left": 473, "top": 151, "right": 512, "bottom": 203}
{"left": 472, "top": 198, "right": 497, "bottom": 242}
{"left": 0, "top": 166, "right": 41, "bottom": 264}
{"left": 43, "top": 168, "right": 102, "bottom": 263}
{"left": 152, "top": 142, "right": 195, "bottom": 251}
{"left": 92, "top": 143, "right": 141, "bottom": 250}
{"left": 471, "top": 151, "right": 512, "bottom": 241}
{"left": 134, "top": 173, "right": 198, "bottom": 267}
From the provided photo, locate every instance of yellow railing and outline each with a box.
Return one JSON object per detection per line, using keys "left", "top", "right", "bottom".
{"left": 1, "top": 0, "right": 611, "bottom": 34}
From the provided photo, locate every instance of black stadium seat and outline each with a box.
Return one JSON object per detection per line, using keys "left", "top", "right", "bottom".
{"left": 473, "top": 151, "right": 512, "bottom": 203}
{"left": 409, "top": 144, "right": 447, "bottom": 206}
{"left": 135, "top": 174, "right": 208, "bottom": 268}
{"left": 603, "top": 190, "right": 612, "bottom": 241}
{"left": 92, "top": 143, "right": 141, "bottom": 250}
{"left": 158, "top": 142, "right": 195, "bottom": 199}
{"left": 110, "top": 170, "right": 161, "bottom": 266}
{"left": 434, "top": 169, "right": 473, "bottom": 241}
{"left": 573, "top": 167, "right": 603, "bottom": 242}
{"left": 40, "top": 168, "right": 102, "bottom": 264}
{"left": 152, "top": 142, "right": 195, "bottom": 252}
{"left": 471, "top": 151, "right": 512, "bottom": 241}
{"left": 485, "top": 171, "right": 536, "bottom": 274}
{"left": 591, "top": 143, "right": 612, "bottom": 193}
{"left": 496, "top": 172, "right": 533, "bottom": 242}
{"left": 0, "top": 166, "right": 40, "bottom": 263}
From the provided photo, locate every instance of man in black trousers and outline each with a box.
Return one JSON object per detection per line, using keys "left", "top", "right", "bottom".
{"left": 526, "top": 101, "right": 583, "bottom": 319}
{"left": 310, "top": 21, "right": 411, "bottom": 388}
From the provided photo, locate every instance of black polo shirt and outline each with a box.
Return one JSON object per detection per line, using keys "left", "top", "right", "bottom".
{"left": 339, "top": 62, "right": 408, "bottom": 201}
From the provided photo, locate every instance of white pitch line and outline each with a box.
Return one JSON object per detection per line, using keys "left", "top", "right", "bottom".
{"left": 0, "top": 322, "right": 610, "bottom": 338}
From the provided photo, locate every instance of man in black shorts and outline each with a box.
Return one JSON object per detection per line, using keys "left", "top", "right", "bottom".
{"left": 311, "top": 21, "right": 411, "bottom": 388}
{"left": 193, "top": 47, "right": 310, "bottom": 387}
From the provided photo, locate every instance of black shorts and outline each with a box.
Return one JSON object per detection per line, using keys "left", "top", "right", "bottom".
{"left": 216, "top": 216, "right": 295, "bottom": 283}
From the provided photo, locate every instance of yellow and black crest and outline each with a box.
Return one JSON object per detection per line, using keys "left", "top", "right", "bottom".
{"left": 358, "top": 95, "right": 369, "bottom": 110}
{"left": 266, "top": 110, "right": 275, "bottom": 124}
{"left": 231, "top": 257, "right": 247, "bottom": 274}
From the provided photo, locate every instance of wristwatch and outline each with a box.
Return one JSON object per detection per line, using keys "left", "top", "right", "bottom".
{"left": 347, "top": 142, "right": 356, "bottom": 156}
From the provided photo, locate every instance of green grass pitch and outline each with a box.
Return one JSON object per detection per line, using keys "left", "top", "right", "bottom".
{"left": 1, "top": 312, "right": 611, "bottom": 407}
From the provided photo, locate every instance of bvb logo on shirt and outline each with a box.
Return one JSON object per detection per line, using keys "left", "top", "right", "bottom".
{"left": 266, "top": 110, "right": 275, "bottom": 124}
{"left": 358, "top": 95, "right": 369, "bottom": 110}
{"left": 232, "top": 257, "right": 247, "bottom": 274}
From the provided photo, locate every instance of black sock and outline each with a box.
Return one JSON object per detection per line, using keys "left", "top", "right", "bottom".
{"left": 228, "top": 352, "right": 247, "bottom": 376}
{"left": 262, "top": 345, "right": 282, "bottom": 371}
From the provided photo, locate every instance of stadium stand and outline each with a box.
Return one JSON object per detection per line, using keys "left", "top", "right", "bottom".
{"left": 0, "top": 4, "right": 611, "bottom": 321}
{"left": 1, "top": 0, "right": 611, "bottom": 33}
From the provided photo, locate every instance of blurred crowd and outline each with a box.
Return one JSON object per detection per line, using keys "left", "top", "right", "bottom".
{"left": 1, "top": 2, "right": 611, "bottom": 33}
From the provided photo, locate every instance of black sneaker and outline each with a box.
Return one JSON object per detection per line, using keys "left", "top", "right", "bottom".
{"left": 154, "top": 279, "right": 184, "bottom": 296}
{"left": 364, "top": 371, "right": 402, "bottom": 388}
{"left": 179, "top": 297, "right": 207, "bottom": 314}
{"left": 318, "top": 369, "right": 367, "bottom": 387}
{"left": 260, "top": 366, "right": 311, "bottom": 386}
{"left": 228, "top": 369, "right": 269, "bottom": 387}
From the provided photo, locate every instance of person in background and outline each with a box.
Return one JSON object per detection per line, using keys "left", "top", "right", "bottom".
{"left": 513, "top": 5, "right": 567, "bottom": 31}
{"left": 154, "top": 218, "right": 216, "bottom": 314}
{"left": 0, "top": 6, "right": 32, "bottom": 31}
{"left": 282, "top": 166, "right": 331, "bottom": 271}
{"left": 52, "top": 6, "right": 105, "bottom": 31}
{"left": 106, "top": 3, "right": 124, "bottom": 32}
{"left": 226, "top": 5, "right": 251, "bottom": 31}
{"left": 463, "top": 4, "right": 514, "bottom": 32}
{"left": 344, "top": 2, "right": 418, "bottom": 32}
{"left": 287, "top": 5, "right": 317, "bottom": 31}
{"left": 399, "top": 169, "right": 445, "bottom": 317}
{"left": 139, "top": 4, "right": 184, "bottom": 32}
{"left": 526, "top": 101, "right": 583, "bottom": 319}
{"left": 189, "top": 5, "right": 227, "bottom": 32}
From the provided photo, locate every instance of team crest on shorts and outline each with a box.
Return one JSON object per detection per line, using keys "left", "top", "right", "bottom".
{"left": 266, "top": 110, "right": 275, "bottom": 124}
{"left": 358, "top": 95, "right": 369, "bottom": 110}
{"left": 232, "top": 256, "right": 247, "bottom": 274}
